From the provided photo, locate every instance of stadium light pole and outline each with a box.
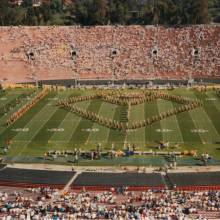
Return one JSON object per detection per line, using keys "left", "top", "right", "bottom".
{"left": 35, "top": 75, "right": 39, "bottom": 88}
{"left": 32, "top": 68, "right": 39, "bottom": 89}
{"left": 26, "top": 74, "right": 38, "bottom": 89}
{"left": 29, "top": 61, "right": 39, "bottom": 89}
{"left": 71, "top": 65, "right": 77, "bottom": 88}
{"left": 74, "top": 68, "right": 77, "bottom": 88}
{"left": 74, "top": 65, "right": 78, "bottom": 88}
{"left": 70, "top": 47, "right": 78, "bottom": 88}
{"left": 111, "top": 54, "right": 115, "bottom": 87}
{"left": 113, "top": 65, "right": 115, "bottom": 87}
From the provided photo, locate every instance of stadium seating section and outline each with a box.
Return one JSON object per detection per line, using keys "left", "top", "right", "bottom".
{"left": 0, "top": 25, "right": 219, "bottom": 83}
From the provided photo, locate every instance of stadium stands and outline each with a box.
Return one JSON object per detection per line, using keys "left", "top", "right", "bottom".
{"left": 0, "top": 25, "right": 219, "bottom": 83}
{"left": 0, "top": 185, "right": 220, "bottom": 219}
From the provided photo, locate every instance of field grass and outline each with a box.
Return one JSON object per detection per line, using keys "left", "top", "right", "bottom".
{"left": 0, "top": 88, "right": 220, "bottom": 163}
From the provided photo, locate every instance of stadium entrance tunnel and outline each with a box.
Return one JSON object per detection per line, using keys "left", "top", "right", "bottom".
{"left": 26, "top": 51, "right": 35, "bottom": 61}
{"left": 70, "top": 50, "right": 77, "bottom": 58}
{"left": 111, "top": 48, "right": 118, "bottom": 57}
{"left": 152, "top": 48, "right": 159, "bottom": 57}
{"left": 192, "top": 48, "right": 200, "bottom": 57}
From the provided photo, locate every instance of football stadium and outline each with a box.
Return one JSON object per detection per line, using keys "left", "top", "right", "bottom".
{"left": 0, "top": 0, "right": 220, "bottom": 219}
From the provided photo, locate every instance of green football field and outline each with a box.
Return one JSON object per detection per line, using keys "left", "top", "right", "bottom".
{"left": 0, "top": 87, "right": 220, "bottom": 163}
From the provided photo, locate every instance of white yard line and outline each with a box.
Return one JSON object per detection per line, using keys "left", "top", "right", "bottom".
{"left": 170, "top": 103, "right": 184, "bottom": 143}
{"left": 190, "top": 92, "right": 220, "bottom": 141}
{"left": 49, "top": 102, "right": 91, "bottom": 144}
{"left": 13, "top": 104, "right": 55, "bottom": 138}
{"left": 188, "top": 110, "right": 204, "bottom": 142}
{"left": 86, "top": 102, "right": 104, "bottom": 144}
{"left": 207, "top": 93, "right": 220, "bottom": 113}
{"left": 12, "top": 108, "right": 58, "bottom": 160}
{"left": 156, "top": 99, "right": 165, "bottom": 142}
{"left": 158, "top": 99, "right": 184, "bottom": 143}
{"left": 174, "top": 90, "right": 203, "bottom": 142}
{"left": 105, "top": 104, "right": 117, "bottom": 144}
{"left": 11, "top": 95, "right": 65, "bottom": 159}
{"left": 65, "top": 102, "right": 91, "bottom": 144}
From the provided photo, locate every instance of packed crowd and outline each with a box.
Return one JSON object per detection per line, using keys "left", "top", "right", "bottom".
{"left": 0, "top": 25, "right": 219, "bottom": 83}
{"left": 0, "top": 187, "right": 220, "bottom": 219}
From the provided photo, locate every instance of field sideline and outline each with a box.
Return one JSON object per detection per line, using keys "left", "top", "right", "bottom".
{"left": 0, "top": 88, "right": 220, "bottom": 162}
